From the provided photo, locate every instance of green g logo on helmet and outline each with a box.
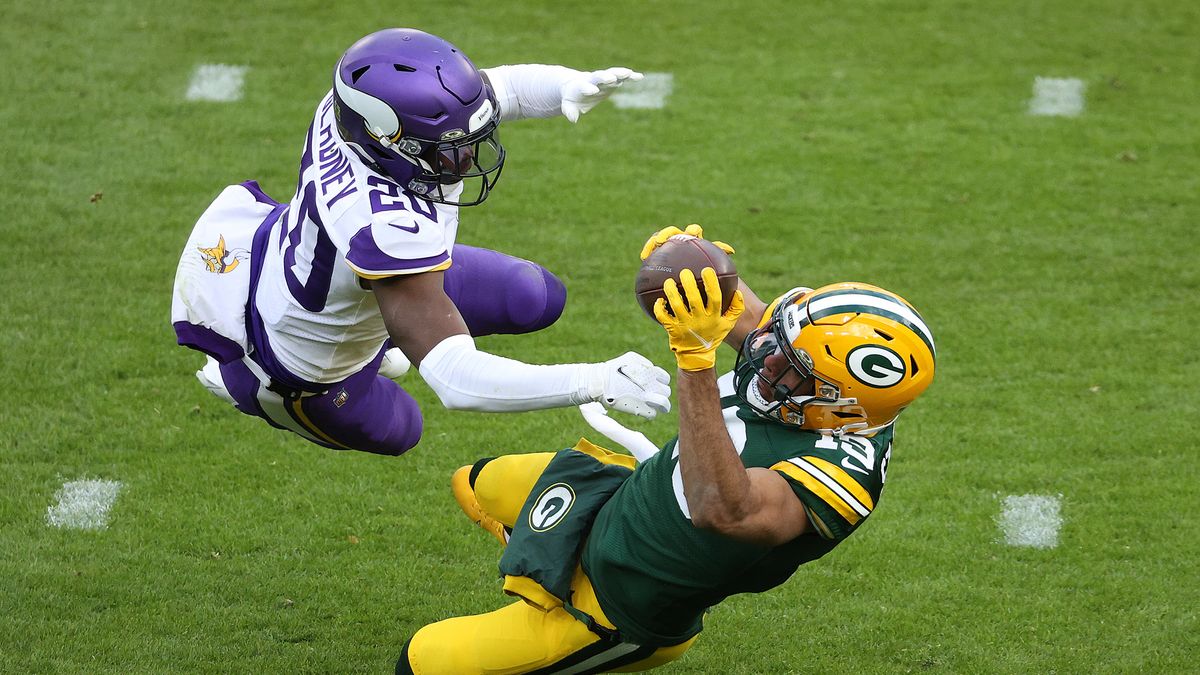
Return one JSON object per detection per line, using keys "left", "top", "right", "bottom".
{"left": 846, "top": 345, "right": 906, "bottom": 388}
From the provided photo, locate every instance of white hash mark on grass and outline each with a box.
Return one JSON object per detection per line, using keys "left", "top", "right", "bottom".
{"left": 999, "top": 494, "right": 1062, "bottom": 549}
{"left": 612, "top": 72, "right": 673, "bottom": 109}
{"left": 46, "top": 479, "right": 123, "bottom": 530}
{"left": 1029, "top": 77, "right": 1085, "bottom": 117}
{"left": 186, "top": 64, "right": 249, "bottom": 102}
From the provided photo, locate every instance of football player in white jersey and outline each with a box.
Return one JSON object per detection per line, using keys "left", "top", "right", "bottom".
{"left": 172, "top": 28, "right": 668, "bottom": 455}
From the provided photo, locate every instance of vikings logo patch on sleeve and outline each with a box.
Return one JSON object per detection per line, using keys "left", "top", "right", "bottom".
{"left": 197, "top": 235, "right": 250, "bottom": 274}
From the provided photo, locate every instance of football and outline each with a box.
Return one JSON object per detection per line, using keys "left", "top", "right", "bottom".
{"left": 635, "top": 235, "right": 739, "bottom": 318}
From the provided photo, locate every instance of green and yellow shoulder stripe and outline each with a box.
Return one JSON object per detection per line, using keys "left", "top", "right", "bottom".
{"left": 768, "top": 430, "right": 890, "bottom": 540}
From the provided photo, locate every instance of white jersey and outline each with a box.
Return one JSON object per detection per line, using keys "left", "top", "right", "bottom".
{"left": 253, "top": 92, "right": 461, "bottom": 384}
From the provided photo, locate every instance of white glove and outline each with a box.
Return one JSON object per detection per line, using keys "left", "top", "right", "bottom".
{"left": 585, "top": 352, "right": 671, "bottom": 419}
{"left": 560, "top": 67, "right": 643, "bottom": 122}
{"left": 578, "top": 402, "right": 662, "bottom": 463}
{"left": 482, "top": 64, "right": 643, "bottom": 122}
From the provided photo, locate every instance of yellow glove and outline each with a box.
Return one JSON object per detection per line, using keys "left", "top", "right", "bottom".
{"left": 653, "top": 267, "right": 745, "bottom": 371}
{"left": 639, "top": 224, "right": 736, "bottom": 261}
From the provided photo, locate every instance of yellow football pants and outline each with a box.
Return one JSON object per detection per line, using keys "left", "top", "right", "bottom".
{"left": 401, "top": 451, "right": 697, "bottom": 674}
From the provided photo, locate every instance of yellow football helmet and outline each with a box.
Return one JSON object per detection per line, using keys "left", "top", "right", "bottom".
{"left": 732, "top": 282, "right": 936, "bottom": 434}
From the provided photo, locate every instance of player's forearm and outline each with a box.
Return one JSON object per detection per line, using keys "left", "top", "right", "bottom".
{"left": 417, "top": 335, "right": 599, "bottom": 412}
{"left": 676, "top": 368, "right": 755, "bottom": 530}
{"left": 481, "top": 65, "right": 577, "bottom": 121}
{"left": 723, "top": 280, "right": 767, "bottom": 349}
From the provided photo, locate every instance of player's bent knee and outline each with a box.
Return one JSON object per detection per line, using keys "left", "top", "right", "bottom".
{"left": 397, "top": 621, "right": 465, "bottom": 675}
{"left": 468, "top": 457, "right": 495, "bottom": 489}
{"left": 357, "top": 384, "right": 424, "bottom": 456}
{"left": 395, "top": 637, "right": 415, "bottom": 675}
{"left": 371, "top": 405, "right": 423, "bottom": 455}
{"left": 504, "top": 263, "right": 565, "bottom": 333}
{"left": 444, "top": 246, "right": 567, "bottom": 336}
{"left": 360, "top": 425, "right": 422, "bottom": 456}
{"left": 305, "top": 377, "right": 424, "bottom": 456}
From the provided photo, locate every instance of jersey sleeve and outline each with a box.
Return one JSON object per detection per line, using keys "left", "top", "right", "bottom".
{"left": 769, "top": 454, "right": 878, "bottom": 541}
{"left": 344, "top": 213, "right": 452, "bottom": 278}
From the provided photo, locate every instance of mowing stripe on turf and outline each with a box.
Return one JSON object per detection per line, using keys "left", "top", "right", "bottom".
{"left": 998, "top": 494, "right": 1061, "bottom": 549}
{"left": 46, "top": 479, "right": 123, "bottom": 531}
{"left": 186, "top": 64, "right": 249, "bottom": 102}
{"left": 611, "top": 72, "right": 673, "bottom": 109}
{"left": 1028, "top": 77, "right": 1085, "bottom": 117}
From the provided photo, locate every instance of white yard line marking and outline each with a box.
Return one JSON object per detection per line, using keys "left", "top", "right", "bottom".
{"left": 46, "top": 479, "right": 123, "bottom": 530}
{"left": 612, "top": 72, "right": 673, "bottom": 109}
{"left": 186, "top": 64, "right": 249, "bottom": 102}
{"left": 999, "top": 494, "right": 1061, "bottom": 549}
{"left": 1029, "top": 77, "right": 1085, "bottom": 117}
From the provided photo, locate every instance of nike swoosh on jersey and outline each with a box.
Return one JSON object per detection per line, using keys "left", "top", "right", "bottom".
{"left": 388, "top": 221, "right": 420, "bottom": 233}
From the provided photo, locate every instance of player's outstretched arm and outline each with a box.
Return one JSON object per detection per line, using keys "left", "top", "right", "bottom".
{"left": 652, "top": 264, "right": 808, "bottom": 545}
{"left": 676, "top": 369, "right": 811, "bottom": 546}
{"left": 724, "top": 281, "right": 767, "bottom": 349}
{"left": 481, "top": 65, "right": 642, "bottom": 123}
{"left": 371, "top": 272, "right": 671, "bottom": 419}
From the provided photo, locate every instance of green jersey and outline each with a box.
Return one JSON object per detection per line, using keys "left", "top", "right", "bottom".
{"left": 581, "top": 373, "right": 894, "bottom": 646}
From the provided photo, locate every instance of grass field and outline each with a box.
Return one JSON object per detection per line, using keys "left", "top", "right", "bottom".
{"left": 2, "top": 0, "right": 1198, "bottom": 672}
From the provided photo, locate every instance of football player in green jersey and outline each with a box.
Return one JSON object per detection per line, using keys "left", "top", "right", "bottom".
{"left": 396, "top": 226, "right": 937, "bottom": 674}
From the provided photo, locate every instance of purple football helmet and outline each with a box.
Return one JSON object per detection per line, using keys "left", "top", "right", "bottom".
{"left": 332, "top": 29, "right": 505, "bottom": 206}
